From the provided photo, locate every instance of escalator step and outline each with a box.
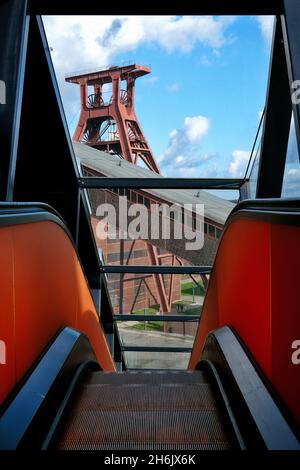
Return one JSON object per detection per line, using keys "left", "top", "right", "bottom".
{"left": 86, "top": 370, "right": 209, "bottom": 386}
{"left": 56, "top": 371, "right": 232, "bottom": 450}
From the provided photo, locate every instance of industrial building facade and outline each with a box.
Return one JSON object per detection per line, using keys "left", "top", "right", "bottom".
{"left": 68, "top": 64, "right": 234, "bottom": 314}
{"left": 74, "top": 141, "right": 234, "bottom": 314}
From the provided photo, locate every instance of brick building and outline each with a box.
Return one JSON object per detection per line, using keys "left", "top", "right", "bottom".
{"left": 74, "top": 141, "right": 234, "bottom": 314}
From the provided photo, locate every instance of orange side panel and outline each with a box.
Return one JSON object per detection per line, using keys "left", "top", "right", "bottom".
{"left": 217, "top": 220, "right": 272, "bottom": 375}
{"left": 189, "top": 270, "right": 219, "bottom": 370}
{"left": 0, "top": 221, "right": 115, "bottom": 406}
{"left": 13, "top": 222, "right": 77, "bottom": 382}
{"left": 0, "top": 228, "right": 15, "bottom": 404}
{"left": 189, "top": 218, "right": 300, "bottom": 423}
{"left": 271, "top": 224, "right": 300, "bottom": 421}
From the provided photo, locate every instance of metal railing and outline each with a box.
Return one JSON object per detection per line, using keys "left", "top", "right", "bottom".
{"left": 78, "top": 177, "right": 244, "bottom": 190}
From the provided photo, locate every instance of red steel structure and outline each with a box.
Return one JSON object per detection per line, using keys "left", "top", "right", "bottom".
{"left": 66, "top": 64, "right": 176, "bottom": 313}
{"left": 66, "top": 64, "right": 160, "bottom": 173}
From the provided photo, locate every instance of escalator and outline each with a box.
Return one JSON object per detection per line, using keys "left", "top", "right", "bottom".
{"left": 55, "top": 370, "right": 235, "bottom": 450}
{"left": 0, "top": 202, "right": 299, "bottom": 450}
{"left": 1, "top": 0, "right": 300, "bottom": 454}
{"left": 1, "top": 324, "right": 298, "bottom": 450}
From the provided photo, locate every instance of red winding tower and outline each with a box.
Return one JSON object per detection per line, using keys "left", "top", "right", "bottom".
{"left": 66, "top": 64, "right": 160, "bottom": 173}
{"left": 66, "top": 64, "right": 176, "bottom": 314}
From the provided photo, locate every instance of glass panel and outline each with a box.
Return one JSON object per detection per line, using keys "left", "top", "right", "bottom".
{"left": 88, "top": 188, "right": 237, "bottom": 269}
{"left": 106, "top": 273, "right": 206, "bottom": 315}
{"left": 44, "top": 15, "right": 272, "bottom": 181}
{"left": 281, "top": 115, "right": 300, "bottom": 198}
{"left": 113, "top": 272, "right": 202, "bottom": 368}
{"left": 247, "top": 142, "right": 261, "bottom": 199}
{"left": 239, "top": 111, "right": 265, "bottom": 200}
{"left": 119, "top": 320, "right": 197, "bottom": 349}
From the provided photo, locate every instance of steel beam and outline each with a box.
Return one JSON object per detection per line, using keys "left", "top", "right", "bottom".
{"left": 147, "top": 243, "right": 170, "bottom": 313}
{"left": 28, "top": 0, "right": 283, "bottom": 15}
{"left": 0, "top": 0, "right": 28, "bottom": 201}
{"left": 256, "top": 17, "right": 292, "bottom": 198}
{"left": 100, "top": 265, "right": 212, "bottom": 274}
{"left": 121, "top": 346, "right": 193, "bottom": 353}
{"left": 78, "top": 177, "right": 243, "bottom": 190}
{"left": 115, "top": 314, "right": 200, "bottom": 322}
{"left": 282, "top": 0, "right": 300, "bottom": 161}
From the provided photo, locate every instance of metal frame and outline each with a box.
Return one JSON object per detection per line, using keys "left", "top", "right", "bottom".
{"left": 115, "top": 314, "right": 199, "bottom": 322}
{"left": 27, "top": 0, "right": 283, "bottom": 15}
{"left": 282, "top": 0, "right": 300, "bottom": 162}
{"left": 99, "top": 265, "right": 212, "bottom": 274}
{"left": 121, "top": 346, "right": 192, "bottom": 353}
{"left": 0, "top": 0, "right": 28, "bottom": 200}
{"left": 78, "top": 177, "right": 244, "bottom": 190}
{"left": 256, "top": 16, "right": 292, "bottom": 198}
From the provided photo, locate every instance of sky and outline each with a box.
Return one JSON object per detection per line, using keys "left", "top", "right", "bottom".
{"left": 43, "top": 15, "right": 299, "bottom": 192}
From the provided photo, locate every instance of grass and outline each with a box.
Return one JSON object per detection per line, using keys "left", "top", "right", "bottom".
{"left": 123, "top": 304, "right": 162, "bottom": 332}
{"left": 128, "top": 302, "right": 201, "bottom": 332}
{"left": 181, "top": 281, "right": 205, "bottom": 297}
{"left": 132, "top": 321, "right": 164, "bottom": 332}
{"left": 130, "top": 305, "right": 160, "bottom": 316}
{"left": 118, "top": 299, "right": 200, "bottom": 332}
{"left": 182, "top": 306, "right": 201, "bottom": 316}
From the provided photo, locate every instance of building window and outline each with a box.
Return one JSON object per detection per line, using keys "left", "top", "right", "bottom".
{"left": 187, "top": 216, "right": 193, "bottom": 228}
{"left": 216, "top": 228, "right": 222, "bottom": 239}
{"left": 208, "top": 224, "right": 216, "bottom": 238}
{"left": 107, "top": 252, "right": 120, "bottom": 262}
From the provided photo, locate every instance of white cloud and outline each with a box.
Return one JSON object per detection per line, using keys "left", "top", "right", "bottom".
{"left": 167, "top": 82, "right": 180, "bottom": 92}
{"left": 43, "top": 15, "right": 235, "bottom": 72}
{"left": 212, "top": 49, "right": 221, "bottom": 57}
{"left": 287, "top": 168, "right": 300, "bottom": 178}
{"left": 159, "top": 115, "right": 214, "bottom": 176}
{"left": 229, "top": 150, "right": 251, "bottom": 177}
{"left": 200, "top": 55, "right": 211, "bottom": 66}
{"left": 184, "top": 116, "right": 210, "bottom": 142}
{"left": 42, "top": 15, "right": 236, "bottom": 121}
{"left": 144, "top": 76, "right": 159, "bottom": 86}
{"left": 286, "top": 116, "right": 299, "bottom": 163}
{"left": 282, "top": 167, "right": 300, "bottom": 197}
{"left": 256, "top": 16, "right": 275, "bottom": 45}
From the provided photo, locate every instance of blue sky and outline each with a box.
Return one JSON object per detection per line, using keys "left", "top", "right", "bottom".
{"left": 44, "top": 15, "right": 274, "bottom": 181}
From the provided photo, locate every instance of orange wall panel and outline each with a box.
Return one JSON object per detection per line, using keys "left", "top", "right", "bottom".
{"left": 217, "top": 220, "right": 272, "bottom": 375}
{"left": 0, "top": 228, "right": 15, "bottom": 404}
{"left": 13, "top": 222, "right": 77, "bottom": 381}
{"left": 190, "top": 217, "right": 300, "bottom": 423}
{"left": 0, "top": 221, "right": 115, "bottom": 406}
{"left": 270, "top": 224, "right": 300, "bottom": 421}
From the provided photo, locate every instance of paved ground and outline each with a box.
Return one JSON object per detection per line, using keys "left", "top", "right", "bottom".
{"left": 118, "top": 326, "right": 194, "bottom": 370}
{"left": 181, "top": 295, "right": 204, "bottom": 304}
